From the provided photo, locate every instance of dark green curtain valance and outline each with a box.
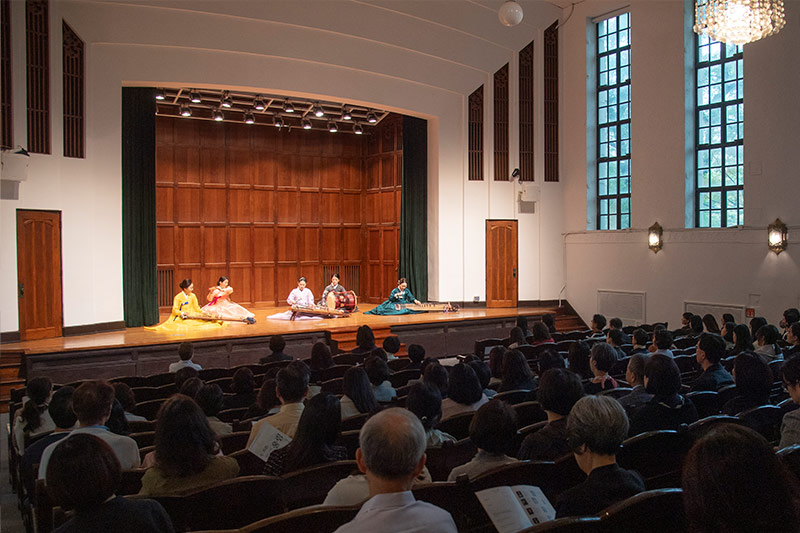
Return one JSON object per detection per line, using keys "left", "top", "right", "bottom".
{"left": 122, "top": 87, "right": 159, "bottom": 326}
{"left": 400, "top": 116, "right": 428, "bottom": 302}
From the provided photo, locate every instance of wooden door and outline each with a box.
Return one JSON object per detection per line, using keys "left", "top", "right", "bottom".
{"left": 16, "top": 210, "right": 63, "bottom": 340}
{"left": 486, "top": 220, "right": 518, "bottom": 308}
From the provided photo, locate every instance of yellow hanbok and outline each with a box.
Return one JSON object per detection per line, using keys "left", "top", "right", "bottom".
{"left": 146, "top": 292, "right": 224, "bottom": 333}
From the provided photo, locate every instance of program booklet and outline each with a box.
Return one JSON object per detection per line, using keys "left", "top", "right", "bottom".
{"left": 247, "top": 422, "right": 291, "bottom": 462}
{"left": 476, "top": 485, "right": 556, "bottom": 533}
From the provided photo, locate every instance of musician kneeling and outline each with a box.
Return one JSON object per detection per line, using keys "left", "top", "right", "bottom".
{"left": 146, "top": 279, "right": 224, "bottom": 332}
{"left": 365, "top": 278, "right": 423, "bottom": 316}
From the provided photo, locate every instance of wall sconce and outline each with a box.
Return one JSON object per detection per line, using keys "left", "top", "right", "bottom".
{"left": 768, "top": 218, "right": 788, "bottom": 254}
{"left": 648, "top": 222, "right": 663, "bottom": 253}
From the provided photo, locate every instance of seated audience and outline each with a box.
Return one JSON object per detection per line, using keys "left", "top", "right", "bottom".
{"left": 754, "top": 324, "right": 782, "bottom": 363}
{"left": 259, "top": 335, "right": 292, "bottom": 364}
{"left": 382, "top": 335, "right": 401, "bottom": 361}
{"left": 785, "top": 322, "right": 800, "bottom": 359}
{"left": 469, "top": 360, "right": 497, "bottom": 398}
{"left": 530, "top": 322, "right": 555, "bottom": 346}
{"left": 38, "top": 380, "right": 141, "bottom": 478}
{"left": 606, "top": 329, "right": 627, "bottom": 359}
{"left": 447, "top": 400, "right": 518, "bottom": 480}
{"left": 555, "top": 396, "right": 645, "bottom": 518}
{"left": 406, "top": 344, "right": 426, "bottom": 370}
{"left": 702, "top": 313, "right": 721, "bottom": 334}
{"left": 781, "top": 308, "right": 800, "bottom": 339}
{"left": 341, "top": 367, "right": 380, "bottom": 419}
{"left": 226, "top": 367, "right": 256, "bottom": 409}
{"left": 499, "top": 350, "right": 537, "bottom": 392}
{"left": 516, "top": 316, "right": 533, "bottom": 338}
{"left": 721, "top": 312, "right": 736, "bottom": 325}
{"left": 139, "top": 395, "right": 239, "bottom": 495}
{"left": 243, "top": 377, "right": 279, "bottom": 420}
{"left": 583, "top": 343, "right": 619, "bottom": 395}
{"left": 567, "top": 341, "right": 592, "bottom": 380}
{"left": 507, "top": 326, "right": 530, "bottom": 349}
{"left": 332, "top": 408, "right": 457, "bottom": 533}
{"left": 46, "top": 434, "right": 174, "bottom": 533}
{"left": 309, "top": 342, "right": 335, "bottom": 381}
{"left": 682, "top": 424, "right": 800, "bottom": 533}
{"left": 721, "top": 352, "right": 772, "bottom": 416}
{"left": 629, "top": 354, "right": 698, "bottom": 436}
{"left": 608, "top": 317, "right": 631, "bottom": 344}
{"left": 590, "top": 314, "right": 607, "bottom": 338}
{"left": 487, "top": 346, "right": 507, "bottom": 386}
{"left": 650, "top": 328, "right": 674, "bottom": 357}
{"left": 780, "top": 356, "right": 800, "bottom": 448}
{"left": 179, "top": 376, "right": 203, "bottom": 398}
{"left": 542, "top": 313, "right": 557, "bottom": 334}
{"left": 247, "top": 361, "right": 310, "bottom": 444}
{"left": 368, "top": 346, "right": 390, "bottom": 362}
{"left": 365, "top": 356, "right": 397, "bottom": 402}
{"left": 406, "top": 382, "right": 455, "bottom": 448}
{"left": 173, "top": 366, "right": 199, "bottom": 391}
{"left": 423, "top": 362, "right": 449, "bottom": 398}
{"left": 691, "top": 333, "right": 734, "bottom": 392}
{"left": 689, "top": 314, "right": 704, "bottom": 336}
{"left": 21, "top": 386, "right": 75, "bottom": 505}
{"left": 536, "top": 348, "right": 566, "bottom": 375}
{"left": 351, "top": 325, "right": 377, "bottom": 355}
{"left": 169, "top": 342, "right": 201, "bottom": 372}
{"left": 629, "top": 328, "right": 650, "bottom": 356}
{"left": 113, "top": 383, "right": 147, "bottom": 422}
{"left": 106, "top": 399, "right": 130, "bottom": 436}
{"left": 674, "top": 312, "right": 695, "bottom": 337}
{"left": 729, "top": 324, "right": 755, "bottom": 356}
{"left": 721, "top": 321, "right": 736, "bottom": 350}
{"left": 195, "top": 383, "right": 233, "bottom": 435}
{"left": 749, "top": 316, "right": 768, "bottom": 341}
{"left": 264, "top": 392, "right": 347, "bottom": 476}
{"left": 13, "top": 376, "right": 54, "bottom": 453}
{"left": 518, "top": 369, "right": 584, "bottom": 461}
{"left": 441, "top": 363, "right": 489, "bottom": 419}
{"left": 617, "top": 353, "right": 653, "bottom": 413}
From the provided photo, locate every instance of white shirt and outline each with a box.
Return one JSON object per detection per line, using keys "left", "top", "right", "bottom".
{"left": 38, "top": 426, "right": 141, "bottom": 479}
{"left": 169, "top": 359, "right": 202, "bottom": 373}
{"left": 441, "top": 394, "right": 489, "bottom": 420}
{"left": 333, "top": 491, "right": 457, "bottom": 533}
{"left": 324, "top": 470, "right": 433, "bottom": 507}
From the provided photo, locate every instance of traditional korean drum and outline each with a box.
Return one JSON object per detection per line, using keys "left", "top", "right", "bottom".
{"left": 327, "top": 290, "right": 358, "bottom": 311}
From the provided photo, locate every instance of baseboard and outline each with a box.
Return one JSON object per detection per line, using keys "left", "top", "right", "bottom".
{"left": 0, "top": 331, "right": 20, "bottom": 343}
{"left": 63, "top": 321, "right": 127, "bottom": 337}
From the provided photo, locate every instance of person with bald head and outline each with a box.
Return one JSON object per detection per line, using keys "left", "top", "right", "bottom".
{"left": 333, "top": 408, "right": 457, "bottom": 533}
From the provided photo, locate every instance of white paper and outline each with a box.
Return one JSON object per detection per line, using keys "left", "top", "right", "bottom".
{"left": 476, "top": 485, "right": 555, "bottom": 533}
{"left": 247, "top": 422, "right": 291, "bottom": 462}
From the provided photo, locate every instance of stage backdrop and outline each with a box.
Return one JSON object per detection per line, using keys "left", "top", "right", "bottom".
{"left": 154, "top": 113, "right": 404, "bottom": 309}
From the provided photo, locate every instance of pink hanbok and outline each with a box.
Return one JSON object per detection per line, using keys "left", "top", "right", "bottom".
{"left": 201, "top": 286, "right": 255, "bottom": 320}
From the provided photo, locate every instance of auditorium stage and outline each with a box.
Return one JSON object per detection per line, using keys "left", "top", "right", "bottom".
{"left": 5, "top": 304, "right": 573, "bottom": 384}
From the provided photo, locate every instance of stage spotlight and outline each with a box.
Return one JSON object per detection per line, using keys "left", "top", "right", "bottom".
{"left": 213, "top": 108, "right": 224, "bottom": 122}
{"left": 273, "top": 114, "right": 284, "bottom": 128}
{"left": 302, "top": 119, "right": 312, "bottom": 130}
{"left": 221, "top": 91, "right": 233, "bottom": 108}
{"left": 342, "top": 107, "right": 352, "bottom": 120}
{"left": 283, "top": 100, "right": 295, "bottom": 113}
{"left": 313, "top": 103, "right": 324, "bottom": 117}
{"left": 253, "top": 96, "right": 266, "bottom": 111}
{"left": 155, "top": 88, "right": 166, "bottom": 100}
{"left": 328, "top": 121, "right": 338, "bottom": 133}
{"left": 353, "top": 123, "right": 364, "bottom": 135}
{"left": 366, "top": 112, "right": 378, "bottom": 124}
{"left": 179, "top": 104, "right": 192, "bottom": 117}
{"left": 244, "top": 111, "right": 255, "bottom": 124}
{"left": 189, "top": 90, "right": 202, "bottom": 103}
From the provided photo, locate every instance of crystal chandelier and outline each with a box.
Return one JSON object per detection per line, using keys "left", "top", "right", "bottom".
{"left": 694, "top": 0, "right": 786, "bottom": 45}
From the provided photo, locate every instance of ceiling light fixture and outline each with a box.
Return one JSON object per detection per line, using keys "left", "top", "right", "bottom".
{"left": 302, "top": 119, "right": 312, "bottom": 130}
{"left": 213, "top": 108, "right": 224, "bottom": 122}
{"left": 189, "top": 90, "right": 202, "bottom": 103}
{"left": 498, "top": 1, "right": 524, "bottom": 27}
{"left": 328, "top": 121, "right": 338, "bottom": 133}
{"left": 694, "top": 0, "right": 785, "bottom": 45}
{"left": 155, "top": 88, "right": 166, "bottom": 100}
{"left": 342, "top": 107, "right": 352, "bottom": 120}
{"left": 179, "top": 104, "right": 192, "bottom": 117}
{"left": 244, "top": 111, "right": 255, "bottom": 124}
{"left": 313, "top": 103, "right": 324, "bottom": 118}
{"left": 366, "top": 112, "right": 378, "bottom": 124}
{"left": 253, "top": 96, "right": 266, "bottom": 111}
{"left": 273, "top": 114, "right": 284, "bottom": 128}
{"left": 221, "top": 91, "right": 233, "bottom": 108}
{"left": 283, "top": 100, "right": 295, "bottom": 113}
{"left": 353, "top": 123, "right": 364, "bottom": 135}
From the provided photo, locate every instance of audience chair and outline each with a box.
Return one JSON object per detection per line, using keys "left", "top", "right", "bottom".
{"left": 233, "top": 417, "right": 262, "bottom": 432}
{"left": 685, "top": 415, "right": 745, "bottom": 441}
{"left": 237, "top": 505, "right": 361, "bottom": 533}
{"left": 554, "top": 340, "right": 576, "bottom": 352}
{"left": 617, "top": 431, "right": 693, "bottom": 489}
{"left": 119, "top": 469, "right": 146, "bottom": 496}
{"left": 219, "top": 431, "right": 251, "bottom": 455}
{"left": 777, "top": 444, "right": 800, "bottom": 483}
{"left": 218, "top": 407, "right": 250, "bottom": 423}
{"left": 230, "top": 449, "right": 266, "bottom": 476}
{"left": 768, "top": 359, "right": 786, "bottom": 381}
{"left": 778, "top": 398, "right": 800, "bottom": 416}
{"left": 332, "top": 353, "right": 363, "bottom": 366}
{"left": 34, "top": 479, "right": 55, "bottom": 533}
{"left": 199, "top": 368, "right": 233, "bottom": 382}
{"left": 609, "top": 357, "right": 630, "bottom": 377}
{"left": 437, "top": 412, "right": 475, "bottom": 440}
{"left": 721, "top": 356, "right": 735, "bottom": 372}
{"left": 280, "top": 460, "right": 358, "bottom": 509}
{"left": 598, "top": 488, "right": 685, "bottom": 533}
{"left": 522, "top": 516, "right": 602, "bottom": 532}
{"left": 208, "top": 376, "right": 234, "bottom": 391}
{"left": 144, "top": 372, "right": 179, "bottom": 387}
{"left": 737, "top": 404, "right": 784, "bottom": 444}
{"left": 493, "top": 389, "right": 534, "bottom": 405}
{"left": 673, "top": 337, "right": 698, "bottom": 350}
{"left": 620, "top": 344, "right": 634, "bottom": 356}
{"left": 514, "top": 401, "right": 548, "bottom": 427}
{"left": 132, "top": 398, "right": 166, "bottom": 421}
{"left": 471, "top": 460, "right": 582, "bottom": 503}
{"left": 564, "top": 331, "right": 591, "bottom": 341}
{"left": 685, "top": 391, "right": 721, "bottom": 419}
{"left": 413, "top": 480, "right": 487, "bottom": 531}
{"left": 510, "top": 420, "right": 549, "bottom": 458}
{"left": 129, "top": 431, "right": 156, "bottom": 449}
{"left": 139, "top": 445, "right": 154, "bottom": 462}
{"left": 333, "top": 430, "right": 361, "bottom": 460}
{"left": 340, "top": 413, "right": 370, "bottom": 432}
{"left": 673, "top": 356, "right": 700, "bottom": 379}
{"left": 317, "top": 365, "right": 352, "bottom": 383}
{"left": 387, "top": 358, "right": 411, "bottom": 372}
{"left": 320, "top": 378, "right": 344, "bottom": 395}
{"left": 551, "top": 332, "right": 566, "bottom": 342}
{"left": 110, "top": 375, "right": 149, "bottom": 388}
{"left": 130, "top": 385, "right": 172, "bottom": 402}
{"left": 425, "top": 438, "right": 478, "bottom": 481}
{"left": 517, "top": 344, "right": 544, "bottom": 360}
{"left": 599, "top": 387, "right": 633, "bottom": 400}
{"left": 716, "top": 384, "right": 737, "bottom": 407}
{"left": 388, "top": 368, "right": 422, "bottom": 389}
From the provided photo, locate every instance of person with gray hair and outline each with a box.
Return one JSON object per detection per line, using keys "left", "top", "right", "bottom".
{"left": 333, "top": 408, "right": 457, "bottom": 533}
{"left": 617, "top": 353, "right": 652, "bottom": 413}
{"left": 554, "top": 396, "right": 644, "bottom": 518}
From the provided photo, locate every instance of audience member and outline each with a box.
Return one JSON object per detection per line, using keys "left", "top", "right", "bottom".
{"left": 555, "top": 396, "right": 644, "bottom": 518}
{"left": 341, "top": 367, "right": 379, "bottom": 419}
{"left": 721, "top": 352, "right": 771, "bottom": 416}
{"left": 650, "top": 329, "right": 674, "bottom": 358}
{"left": 332, "top": 408, "right": 457, "bottom": 533}
{"left": 515, "top": 316, "right": 532, "bottom": 338}
{"left": 530, "top": 322, "right": 555, "bottom": 346}
{"left": 173, "top": 366, "right": 199, "bottom": 391}
{"left": 46, "top": 434, "right": 174, "bottom": 533}
{"left": 407, "top": 344, "right": 426, "bottom": 369}
{"left": 691, "top": 333, "right": 734, "bottom": 392}
{"left": 263, "top": 392, "right": 347, "bottom": 476}
{"left": 243, "top": 377, "right": 279, "bottom": 420}
{"left": 259, "top": 335, "right": 292, "bottom": 364}
{"left": 608, "top": 317, "right": 630, "bottom": 344}
{"left": 106, "top": 399, "right": 130, "bottom": 436}
{"left": 368, "top": 347, "right": 390, "bottom": 362}
{"left": 630, "top": 329, "right": 649, "bottom": 356}
{"left": 364, "top": 356, "right": 396, "bottom": 402}
{"left": 405, "top": 382, "right": 455, "bottom": 448}
{"left": 139, "top": 395, "right": 238, "bottom": 495}
{"left": 195, "top": 383, "right": 233, "bottom": 435}
{"left": 499, "top": 350, "right": 537, "bottom": 392}
{"left": 749, "top": 316, "right": 768, "bottom": 341}
{"left": 682, "top": 424, "right": 800, "bottom": 533}
{"left": 13, "top": 376, "right": 54, "bottom": 453}
{"left": 382, "top": 336, "right": 401, "bottom": 361}
{"left": 567, "top": 341, "right": 592, "bottom": 380}
{"left": 518, "top": 369, "right": 584, "bottom": 461}
{"left": 542, "top": 314, "right": 557, "bottom": 334}
{"left": 309, "top": 342, "right": 335, "bottom": 381}
{"left": 785, "top": 323, "right": 800, "bottom": 359}
{"left": 701, "top": 313, "right": 721, "bottom": 334}
{"left": 487, "top": 346, "right": 507, "bottom": 386}
{"left": 780, "top": 308, "right": 800, "bottom": 340}
{"left": 507, "top": 327, "right": 529, "bottom": 349}
{"left": 780, "top": 356, "right": 800, "bottom": 448}
{"left": 423, "top": 362, "right": 449, "bottom": 398}
{"left": 583, "top": 343, "right": 619, "bottom": 395}
{"left": 247, "top": 361, "right": 310, "bottom": 444}
{"left": 730, "top": 324, "right": 755, "bottom": 355}
{"left": 605, "top": 329, "right": 627, "bottom": 359}
{"left": 721, "top": 321, "right": 736, "bottom": 350}
{"left": 351, "top": 325, "right": 377, "bottom": 355}
{"left": 536, "top": 348, "right": 566, "bottom": 375}
{"left": 617, "top": 353, "right": 652, "bottom": 413}
{"left": 169, "top": 342, "right": 201, "bottom": 372}
{"left": 447, "top": 400, "right": 518, "bottom": 481}
{"left": 179, "top": 376, "right": 203, "bottom": 398}
{"left": 590, "top": 314, "right": 607, "bottom": 337}
{"left": 226, "top": 367, "right": 257, "bottom": 409}
{"left": 441, "top": 363, "right": 488, "bottom": 419}
{"left": 38, "top": 380, "right": 140, "bottom": 478}
{"left": 468, "top": 360, "right": 497, "bottom": 398}
{"left": 629, "top": 354, "right": 698, "bottom": 436}
{"left": 754, "top": 324, "right": 782, "bottom": 363}
{"left": 675, "top": 312, "right": 694, "bottom": 337}
{"left": 688, "top": 315, "right": 704, "bottom": 336}
{"left": 113, "top": 383, "right": 147, "bottom": 422}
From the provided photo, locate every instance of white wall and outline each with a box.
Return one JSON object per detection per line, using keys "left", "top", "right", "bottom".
{"left": 0, "top": 0, "right": 565, "bottom": 333}
{"left": 561, "top": 1, "right": 800, "bottom": 326}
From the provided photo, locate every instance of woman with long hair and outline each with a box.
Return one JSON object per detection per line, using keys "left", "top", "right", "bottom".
{"left": 146, "top": 279, "right": 223, "bottom": 332}
{"left": 263, "top": 392, "right": 347, "bottom": 476}
{"left": 13, "top": 376, "right": 54, "bottom": 452}
{"left": 499, "top": 350, "right": 537, "bottom": 392}
{"left": 441, "top": 363, "right": 489, "bottom": 419}
{"left": 730, "top": 324, "right": 755, "bottom": 355}
{"left": 365, "top": 277, "right": 423, "bottom": 315}
{"left": 340, "top": 367, "right": 379, "bottom": 419}
{"left": 139, "top": 395, "right": 239, "bottom": 495}
{"left": 702, "top": 314, "right": 720, "bottom": 334}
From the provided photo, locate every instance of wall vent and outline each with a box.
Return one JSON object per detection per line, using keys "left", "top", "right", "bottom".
{"left": 597, "top": 289, "right": 646, "bottom": 326}
{"left": 684, "top": 301, "right": 746, "bottom": 324}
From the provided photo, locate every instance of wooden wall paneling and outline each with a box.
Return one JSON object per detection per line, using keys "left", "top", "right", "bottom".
{"left": 173, "top": 116, "right": 200, "bottom": 145}
{"left": 383, "top": 228, "right": 398, "bottom": 262}
{"left": 276, "top": 226, "right": 299, "bottom": 262}
{"left": 253, "top": 266, "right": 275, "bottom": 303}
{"left": 394, "top": 189, "right": 402, "bottom": 222}
{"left": 253, "top": 226, "right": 275, "bottom": 263}
{"left": 176, "top": 226, "right": 202, "bottom": 265}
{"left": 227, "top": 148, "right": 254, "bottom": 186}
{"left": 225, "top": 121, "right": 250, "bottom": 149}
{"left": 381, "top": 191, "right": 395, "bottom": 224}
{"left": 172, "top": 145, "right": 200, "bottom": 183}
{"left": 202, "top": 225, "right": 227, "bottom": 266}
{"left": 367, "top": 157, "right": 380, "bottom": 189}
{"left": 343, "top": 159, "right": 362, "bottom": 190}
{"left": 342, "top": 192, "right": 361, "bottom": 225}
{"left": 155, "top": 144, "right": 174, "bottom": 184}
{"left": 201, "top": 187, "right": 227, "bottom": 223}
{"left": 276, "top": 154, "right": 294, "bottom": 188}
{"left": 320, "top": 191, "right": 340, "bottom": 224}
{"left": 175, "top": 187, "right": 201, "bottom": 222}
{"left": 300, "top": 227, "right": 320, "bottom": 263}
{"left": 381, "top": 155, "right": 394, "bottom": 187}
{"left": 276, "top": 189, "right": 299, "bottom": 224}
{"left": 342, "top": 228, "right": 361, "bottom": 260}
{"left": 254, "top": 152, "right": 276, "bottom": 186}
{"left": 200, "top": 147, "right": 226, "bottom": 185}
{"left": 276, "top": 265, "right": 300, "bottom": 302}
{"left": 296, "top": 157, "right": 316, "bottom": 188}
{"left": 228, "top": 188, "right": 252, "bottom": 223}
{"left": 156, "top": 225, "right": 174, "bottom": 264}
{"left": 228, "top": 266, "right": 252, "bottom": 305}
{"left": 200, "top": 120, "right": 224, "bottom": 146}
{"left": 320, "top": 227, "right": 340, "bottom": 262}
{"left": 155, "top": 186, "right": 174, "bottom": 221}
{"left": 156, "top": 117, "right": 174, "bottom": 145}
{"left": 252, "top": 188, "right": 274, "bottom": 223}
{"left": 229, "top": 226, "right": 252, "bottom": 265}
{"left": 299, "top": 190, "right": 320, "bottom": 223}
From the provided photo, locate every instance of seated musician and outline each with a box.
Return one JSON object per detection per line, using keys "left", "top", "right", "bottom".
{"left": 320, "top": 273, "right": 347, "bottom": 306}
{"left": 201, "top": 276, "right": 255, "bottom": 322}
{"left": 268, "top": 277, "right": 323, "bottom": 320}
{"left": 146, "top": 279, "right": 223, "bottom": 332}
{"left": 365, "top": 278, "right": 423, "bottom": 316}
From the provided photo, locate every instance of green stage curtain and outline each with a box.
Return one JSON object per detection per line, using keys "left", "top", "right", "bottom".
{"left": 400, "top": 116, "right": 428, "bottom": 302}
{"left": 121, "top": 87, "right": 159, "bottom": 326}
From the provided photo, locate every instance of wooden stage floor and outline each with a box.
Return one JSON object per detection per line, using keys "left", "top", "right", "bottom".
{"left": 4, "top": 304, "right": 563, "bottom": 356}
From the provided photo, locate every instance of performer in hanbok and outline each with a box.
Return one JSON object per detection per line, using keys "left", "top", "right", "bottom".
{"left": 201, "top": 276, "right": 256, "bottom": 323}
{"left": 267, "top": 277, "right": 322, "bottom": 320}
{"left": 146, "top": 279, "right": 224, "bottom": 332}
{"left": 320, "top": 273, "right": 347, "bottom": 305}
{"left": 365, "top": 278, "right": 423, "bottom": 315}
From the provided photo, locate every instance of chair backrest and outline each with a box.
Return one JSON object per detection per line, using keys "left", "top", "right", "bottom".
{"left": 340, "top": 413, "right": 370, "bottom": 432}
{"left": 685, "top": 391, "right": 721, "bottom": 419}
{"left": 132, "top": 398, "right": 166, "bottom": 421}
{"left": 437, "top": 412, "right": 475, "bottom": 441}
{"left": 475, "top": 338, "right": 505, "bottom": 357}
{"left": 111, "top": 375, "right": 149, "bottom": 388}
{"left": 387, "top": 358, "right": 411, "bottom": 372}
{"left": 424, "top": 438, "right": 478, "bottom": 481}
{"left": 130, "top": 386, "right": 171, "bottom": 402}
{"left": 737, "top": 404, "right": 784, "bottom": 444}
{"left": 599, "top": 387, "right": 634, "bottom": 399}
{"left": 280, "top": 460, "right": 358, "bottom": 509}
{"left": 144, "top": 372, "right": 177, "bottom": 387}
{"left": 230, "top": 449, "right": 267, "bottom": 476}
{"left": 218, "top": 406, "right": 250, "bottom": 423}
{"left": 509, "top": 420, "right": 550, "bottom": 458}
{"left": 618, "top": 430, "right": 693, "bottom": 489}
{"left": 334, "top": 430, "right": 361, "bottom": 460}
{"left": 320, "top": 378, "right": 344, "bottom": 395}
{"left": 516, "top": 344, "right": 542, "bottom": 360}
{"left": 317, "top": 364, "right": 352, "bottom": 383}
{"left": 519, "top": 516, "right": 602, "bottom": 532}
{"left": 332, "top": 353, "right": 364, "bottom": 366}
{"left": 493, "top": 389, "right": 534, "bottom": 405}
{"left": 673, "top": 336, "right": 698, "bottom": 349}
{"left": 673, "top": 355, "right": 700, "bottom": 377}
{"left": 471, "top": 459, "right": 584, "bottom": 502}
{"left": 716, "top": 383, "right": 738, "bottom": 406}
{"left": 554, "top": 340, "right": 576, "bottom": 352}
{"left": 513, "top": 401, "right": 548, "bottom": 427}
{"left": 685, "top": 415, "right": 745, "bottom": 441}
{"left": 219, "top": 431, "right": 251, "bottom": 455}
{"left": 599, "top": 488, "right": 685, "bottom": 533}
{"left": 388, "top": 368, "right": 422, "bottom": 388}
{"left": 239, "top": 505, "right": 361, "bottom": 533}
{"left": 199, "top": 367, "right": 233, "bottom": 381}
{"left": 129, "top": 431, "right": 156, "bottom": 449}
{"left": 35, "top": 478, "right": 55, "bottom": 533}
{"left": 119, "top": 469, "right": 146, "bottom": 495}
{"left": 413, "top": 480, "right": 486, "bottom": 531}
{"left": 777, "top": 444, "right": 800, "bottom": 483}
